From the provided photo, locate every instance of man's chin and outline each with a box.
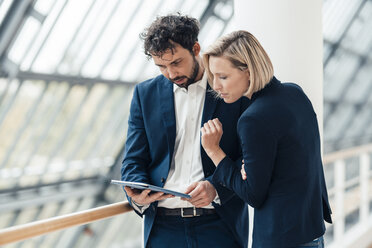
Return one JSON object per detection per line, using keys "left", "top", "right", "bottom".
{"left": 173, "top": 80, "right": 189, "bottom": 88}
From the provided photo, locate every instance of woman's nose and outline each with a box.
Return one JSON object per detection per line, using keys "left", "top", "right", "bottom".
{"left": 213, "top": 79, "right": 221, "bottom": 90}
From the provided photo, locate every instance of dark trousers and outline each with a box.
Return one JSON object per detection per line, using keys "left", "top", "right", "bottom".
{"left": 147, "top": 213, "right": 241, "bottom": 248}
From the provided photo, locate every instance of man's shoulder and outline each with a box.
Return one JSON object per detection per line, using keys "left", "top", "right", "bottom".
{"left": 136, "top": 74, "right": 168, "bottom": 90}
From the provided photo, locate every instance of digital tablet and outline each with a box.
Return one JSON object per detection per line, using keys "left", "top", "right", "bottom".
{"left": 111, "top": 180, "right": 191, "bottom": 199}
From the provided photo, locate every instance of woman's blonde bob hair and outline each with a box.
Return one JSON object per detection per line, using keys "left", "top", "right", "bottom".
{"left": 203, "top": 30, "right": 274, "bottom": 98}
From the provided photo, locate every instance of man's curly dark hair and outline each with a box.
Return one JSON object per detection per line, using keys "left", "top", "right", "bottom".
{"left": 140, "top": 13, "right": 200, "bottom": 58}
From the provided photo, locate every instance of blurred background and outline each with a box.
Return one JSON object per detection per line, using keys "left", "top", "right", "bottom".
{"left": 0, "top": 0, "right": 371, "bottom": 247}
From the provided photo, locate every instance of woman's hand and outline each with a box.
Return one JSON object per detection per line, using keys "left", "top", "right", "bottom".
{"left": 241, "top": 160, "right": 247, "bottom": 180}
{"left": 201, "top": 118, "right": 226, "bottom": 166}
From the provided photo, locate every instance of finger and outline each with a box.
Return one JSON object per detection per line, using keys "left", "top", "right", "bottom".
{"left": 241, "top": 168, "right": 247, "bottom": 180}
{"left": 155, "top": 193, "right": 173, "bottom": 201}
{"left": 207, "top": 120, "right": 217, "bottom": 133}
{"left": 212, "top": 118, "right": 222, "bottom": 133}
{"left": 188, "top": 185, "right": 203, "bottom": 199}
{"left": 184, "top": 182, "right": 198, "bottom": 194}
{"left": 201, "top": 127, "right": 206, "bottom": 136}
{"left": 147, "top": 191, "right": 164, "bottom": 201}
{"left": 124, "top": 186, "right": 134, "bottom": 196}
{"left": 141, "top": 189, "right": 151, "bottom": 196}
{"left": 191, "top": 199, "right": 209, "bottom": 207}
{"left": 241, "top": 165, "right": 247, "bottom": 180}
{"left": 125, "top": 187, "right": 140, "bottom": 197}
{"left": 203, "top": 122, "right": 212, "bottom": 133}
{"left": 139, "top": 189, "right": 151, "bottom": 199}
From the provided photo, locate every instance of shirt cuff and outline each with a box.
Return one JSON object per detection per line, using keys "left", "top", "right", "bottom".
{"left": 131, "top": 199, "right": 150, "bottom": 214}
{"left": 213, "top": 188, "right": 221, "bottom": 205}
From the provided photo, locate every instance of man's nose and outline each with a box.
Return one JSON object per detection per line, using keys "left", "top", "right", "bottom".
{"left": 168, "top": 68, "right": 177, "bottom": 79}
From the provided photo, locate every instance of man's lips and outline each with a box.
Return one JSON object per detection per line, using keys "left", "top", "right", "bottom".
{"left": 172, "top": 77, "right": 187, "bottom": 84}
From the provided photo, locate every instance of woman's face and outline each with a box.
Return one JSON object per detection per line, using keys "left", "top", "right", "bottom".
{"left": 209, "top": 56, "right": 250, "bottom": 103}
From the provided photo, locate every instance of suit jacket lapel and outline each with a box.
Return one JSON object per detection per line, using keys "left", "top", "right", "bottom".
{"left": 201, "top": 84, "right": 218, "bottom": 126}
{"left": 158, "top": 77, "right": 176, "bottom": 161}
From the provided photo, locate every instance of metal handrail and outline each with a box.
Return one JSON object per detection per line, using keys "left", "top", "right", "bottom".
{"left": 0, "top": 201, "right": 132, "bottom": 245}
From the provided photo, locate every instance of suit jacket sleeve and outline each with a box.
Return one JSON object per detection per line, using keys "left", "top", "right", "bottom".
{"left": 212, "top": 115, "right": 277, "bottom": 209}
{"left": 206, "top": 97, "right": 250, "bottom": 205}
{"left": 121, "top": 85, "right": 151, "bottom": 215}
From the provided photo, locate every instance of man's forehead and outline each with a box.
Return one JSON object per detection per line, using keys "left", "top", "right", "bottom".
{"left": 152, "top": 47, "right": 183, "bottom": 64}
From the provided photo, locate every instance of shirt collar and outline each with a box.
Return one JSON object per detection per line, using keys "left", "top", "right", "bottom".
{"left": 173, "top": 72, "right": 208, "bottom": 93}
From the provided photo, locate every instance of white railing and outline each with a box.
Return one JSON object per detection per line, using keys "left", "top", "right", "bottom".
{"left": 0, "top": 144, "right": 371, "bottom": 247}
{"left": 324, "top": 143, "right": 372, "bottom": 248}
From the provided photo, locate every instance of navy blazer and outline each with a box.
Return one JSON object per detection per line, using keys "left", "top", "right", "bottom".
{"left": 121, "top": 75, "right": 249, "bottom": 247}
{"left": 213, "top": 77, "right": 332, "bottom": 247}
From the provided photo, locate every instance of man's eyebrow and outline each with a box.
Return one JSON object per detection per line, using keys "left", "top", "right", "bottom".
{"left": 170, "top": 58, "right": 182, "bottom": 65}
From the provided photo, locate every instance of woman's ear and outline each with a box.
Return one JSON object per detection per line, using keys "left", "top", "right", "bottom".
{"left": 193, "top": 42, "right": 201, "bottom": 56}
{"left": 245, "top": 69, "right": 250, "bottom": 81}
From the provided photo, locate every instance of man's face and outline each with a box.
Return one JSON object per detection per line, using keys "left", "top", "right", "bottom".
{"left": 152, "top": 43, "right": 199, "bottom": 88}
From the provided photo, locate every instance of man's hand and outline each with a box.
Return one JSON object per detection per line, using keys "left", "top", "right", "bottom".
{"left": 182, "top": 181, "right": 217, "bottom": 207}
{"left": 124, "top": 187, "right": 174, "bottom": 205}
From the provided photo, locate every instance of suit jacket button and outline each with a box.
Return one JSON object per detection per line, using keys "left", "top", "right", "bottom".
{"left": 160, "top": 177, "right": 165, "bottom": 183}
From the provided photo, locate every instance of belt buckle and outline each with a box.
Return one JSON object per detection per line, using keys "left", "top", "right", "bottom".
{"left": 181, "top": 207, "right": 200, "bottom": 218}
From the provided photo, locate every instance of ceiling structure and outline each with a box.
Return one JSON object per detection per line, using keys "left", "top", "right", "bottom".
{"left": 0, "top": 0, "right": 234, "bottom": 247}
{"left": 0, "top": 0, "right": 371, "bottom": 247}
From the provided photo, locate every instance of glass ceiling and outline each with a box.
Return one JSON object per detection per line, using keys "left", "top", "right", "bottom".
{"left": 0, "top": 0, "right": 234, "bottom": 247}
{"left": 0, "top": 0, "right": 371, "bottom": 247}
{"left": 323, "top": 0, "right": 372, "bottom": 152}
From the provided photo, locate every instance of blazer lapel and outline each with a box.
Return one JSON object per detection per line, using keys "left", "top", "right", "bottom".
{"left": 200, "top": 84, "right": 219, "bottom": 175}
{"left": 158, "top": 77, "right": 176, "bottom": 161}
{"left": 201, "top": 84, "right": 218, "bottom": 126}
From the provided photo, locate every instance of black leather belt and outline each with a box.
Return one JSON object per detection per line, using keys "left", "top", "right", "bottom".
{"left": 157, "top": 207, "right": 216, "bottom": 217}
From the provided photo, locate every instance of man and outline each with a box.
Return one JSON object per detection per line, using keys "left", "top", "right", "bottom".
{"left": 121, "top": 14, "right": 249, "bottom": 248}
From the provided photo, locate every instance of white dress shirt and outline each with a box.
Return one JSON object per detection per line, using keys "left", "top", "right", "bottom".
{"left": 132, "top": 73, "right": 219, "bottom": 212}
{"left": 158, "top": 72, "right": 216, "bottom": 209}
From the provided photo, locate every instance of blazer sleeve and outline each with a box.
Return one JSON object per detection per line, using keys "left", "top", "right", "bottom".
{"left": 121, "top": 85, "right": 151, "bottom": 215}
{"left": 206, "top": 97, "right": 251, "bottom": 205}
{"left": 212, "top": 115, "right": 277, "bottom": 209}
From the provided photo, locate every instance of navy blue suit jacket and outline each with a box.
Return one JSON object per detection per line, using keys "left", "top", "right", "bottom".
{"left": 213, "top": 77, "right": 332, "bottom": 247}
{"left": 121, "top": 75, "right": 249, "bottom": 247}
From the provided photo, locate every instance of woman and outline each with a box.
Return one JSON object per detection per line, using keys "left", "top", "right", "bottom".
{"left": 200, "top": 30, "right": 332, "bottom": 248}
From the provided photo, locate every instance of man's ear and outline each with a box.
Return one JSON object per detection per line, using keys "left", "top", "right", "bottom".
{"left": 193, "top": 42, "right": 201, "bottom": 56}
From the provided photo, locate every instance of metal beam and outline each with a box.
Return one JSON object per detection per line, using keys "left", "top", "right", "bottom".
{"left": 15, "top": 70, "right": 136, "bottom": 86}
{"left": 323, "top": 0, "right": 368, "bottom": 67}
{"left": 0, "top": 180, "right": 103, "bottom": 213}
{"left": 0, "top": 175, "right": 100, "bottom": 195}
{"left": 0, "top": 0, "right": 34, "bottom": 61}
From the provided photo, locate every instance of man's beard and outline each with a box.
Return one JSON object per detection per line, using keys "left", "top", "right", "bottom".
{"left": 171, "top": 57, "right": 200, "bottom": 89}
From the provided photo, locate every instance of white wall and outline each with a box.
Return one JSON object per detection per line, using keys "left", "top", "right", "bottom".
{"left": 233, "top": 0, "right": 324, "bottom": 136}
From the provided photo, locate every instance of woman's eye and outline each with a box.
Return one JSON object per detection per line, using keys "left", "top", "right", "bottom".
{"left": 219, "top": 76, "right": 227, "bottom": 80}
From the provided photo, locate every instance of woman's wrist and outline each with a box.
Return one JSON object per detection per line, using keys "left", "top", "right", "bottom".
{"left": 206, "top": 147, "right": 226, "bottom": 166}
